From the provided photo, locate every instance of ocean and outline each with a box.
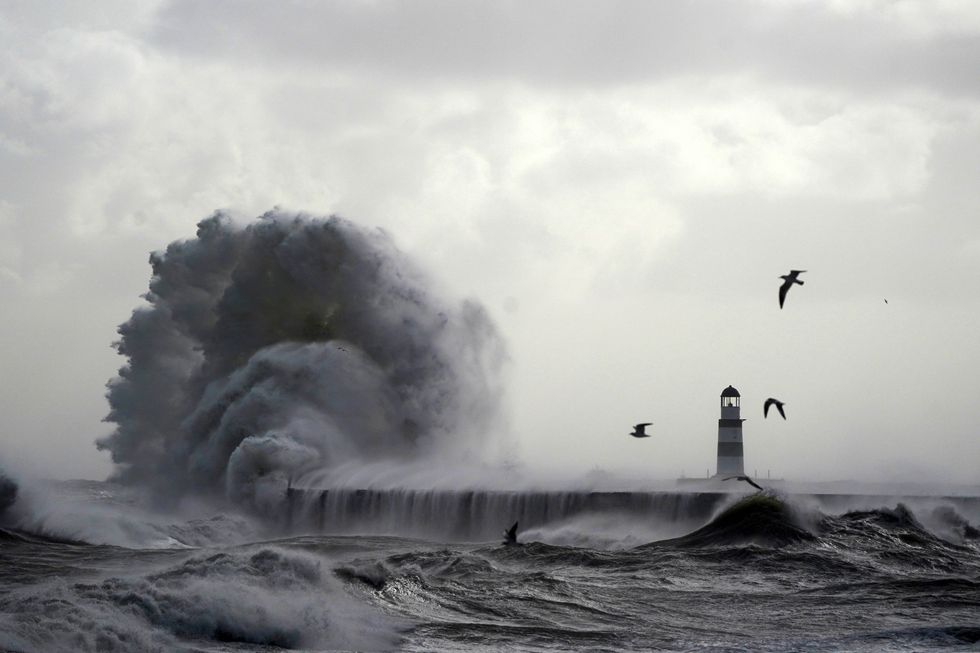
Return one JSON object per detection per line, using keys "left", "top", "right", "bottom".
{"left": 1, "top": 481, "right": 979, "bottom": 652}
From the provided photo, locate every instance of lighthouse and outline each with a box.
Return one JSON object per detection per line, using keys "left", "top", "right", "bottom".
{"left": 716, "top": 385, "right": 745, "bottom": 476}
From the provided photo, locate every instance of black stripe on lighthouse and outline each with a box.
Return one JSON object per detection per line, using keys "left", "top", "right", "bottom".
{"left": 718, "top": 419, "right": 745, "bottom": 427}
{"left": 718, "top": 442, "right": 743, "bottom": 457}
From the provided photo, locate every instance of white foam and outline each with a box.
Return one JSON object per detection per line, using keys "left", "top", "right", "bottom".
{"left": 0, "top": 546, "right": 403, "bottom": 652}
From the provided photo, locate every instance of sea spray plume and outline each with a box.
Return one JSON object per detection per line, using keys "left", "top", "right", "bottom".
{"left": 184, "top": 342, "right": 404, "bottom": 504}
{"left": 0, "top": 468, "right": 17, "bottom": 519}
{"left": 99, "top": 210, "right": 506, "bottom": 505}
{"left": 930, "top": 505, "right": 980, "bottom": 541}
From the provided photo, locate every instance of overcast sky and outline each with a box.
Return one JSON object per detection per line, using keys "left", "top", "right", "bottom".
{"left": 1, "top": 0, "right": 979, "bottom": 484}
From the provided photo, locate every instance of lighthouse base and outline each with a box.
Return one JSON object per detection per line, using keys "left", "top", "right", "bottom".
{"left": 716, "top": 457, "right": 745, "bottom": 476}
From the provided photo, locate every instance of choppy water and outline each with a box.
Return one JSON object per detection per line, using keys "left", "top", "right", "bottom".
{"left": 2, "top": 483, "right": 979, "bottom": 652}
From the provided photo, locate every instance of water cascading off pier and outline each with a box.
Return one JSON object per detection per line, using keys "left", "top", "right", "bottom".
{"left": 282, "top": 488, "right": 726, "bottom": 540}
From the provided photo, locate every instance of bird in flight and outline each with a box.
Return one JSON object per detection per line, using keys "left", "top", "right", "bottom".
{"left": 503, "top": 521, "right": 519, "bottom": 546}
{"left": 724, "top": 475, "right": 765, "bottom": 491}
{"left": 778, "top": 270, "right": 806, "bottom": 308}
{"left": 630, "top": 423, "right": 653, "bottom": 438}
{"left": 764, "top": 398, "right": 786, "bottom": 420}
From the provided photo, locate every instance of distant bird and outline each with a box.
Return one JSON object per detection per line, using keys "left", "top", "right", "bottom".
{"left": 884, "top": 299, "right": 888, "bottom": 304}
{"left": 503, "top": 521, "right": 519, "bottom": 546}
{"left": 778, "top": 270, "right": 806, "bottom": 308}
{"left": 724, "top": 475, "right": 764, "bottom": 491}
{"left": 763, "top": 398, "right": 786, "bottom": 420}
{"left": 630, "top": 423, "right": 653, "bottom": 438}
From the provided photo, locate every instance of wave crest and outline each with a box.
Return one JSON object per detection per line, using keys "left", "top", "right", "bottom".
{"left": 0, "top": 546, "right": 401, "bottom": 652}
{"left": 650, "top": 494, "right": 817, "bottom": 548}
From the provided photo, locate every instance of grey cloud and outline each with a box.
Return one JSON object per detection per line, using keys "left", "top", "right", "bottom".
{"left": 148, "top": 0, "right": 980, "bottom": 96}
{"left": 1, "top": 0, "right": 978, "bottom": 486}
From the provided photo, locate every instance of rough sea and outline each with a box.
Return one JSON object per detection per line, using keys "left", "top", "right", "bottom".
{"left": 1, "top": 480, "right": 978, "bottom": 652}
{"left": 4, "top": 209, "right": 978, "bottom": 651}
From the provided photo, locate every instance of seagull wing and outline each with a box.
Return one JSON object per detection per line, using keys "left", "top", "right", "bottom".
{"left": 631, "top": 423, "right": 652, "bottom": 437}
{"left": 778, "top": 280, "right": 791, "bottom": 308}
{"left": 776, "top": 402, "right": 786, "bottom": 419}
{"left": 764, "top": 398, "right": 774, "bottom": 418}
{"left": 745, "top": 477, "right": 764, "bottom": 491}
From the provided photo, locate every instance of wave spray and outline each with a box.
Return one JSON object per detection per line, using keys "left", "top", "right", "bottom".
{"left": 98, "top": 210, "right": 506, "bottom": 508}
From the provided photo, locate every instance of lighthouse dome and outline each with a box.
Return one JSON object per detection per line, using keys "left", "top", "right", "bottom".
{"left": 721, "top": 385, "right": 740, "bottom": 398}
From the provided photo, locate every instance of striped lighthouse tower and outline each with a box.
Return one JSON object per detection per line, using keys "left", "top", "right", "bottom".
{"left": 716, "top": 385, "right": 745, "bottom": 476}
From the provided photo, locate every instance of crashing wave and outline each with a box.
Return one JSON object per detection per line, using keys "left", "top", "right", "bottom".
{"left": 98, "top": 211, "right": 506, "bottom": 508}
{"left": 929, "top": 505, "right": 980, "bottom": 541}
{"left": 0, "top": 546, "right": 401, "bottom": 652}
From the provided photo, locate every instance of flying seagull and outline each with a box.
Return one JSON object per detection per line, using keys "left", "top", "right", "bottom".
{"left": 778, "top": 270, "right": 806, "bottom": 309}
{"left": 630, "top": 423, "right": 653, "bottom": 438}
{"left": 764, "top": 398, "right": 786, "bottom": 420}
{"left": 724, "top": 475, "right": 764, "bottom": 491}
{"left": 503, "top": 521, "right": 519, "bottom": 546}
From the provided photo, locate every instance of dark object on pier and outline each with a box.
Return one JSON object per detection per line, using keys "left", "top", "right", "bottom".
{"left": 503, "top": 521, "right": 519, "bottom": 546}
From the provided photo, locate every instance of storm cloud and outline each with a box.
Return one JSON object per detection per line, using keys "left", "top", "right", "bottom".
{"left": 1, "top": 1, "right": 978, "bottom": 485}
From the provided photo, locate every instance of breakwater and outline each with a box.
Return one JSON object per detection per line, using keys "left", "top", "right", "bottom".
{"left": 281, "top": 487, "right": 980, "bottom": 541}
